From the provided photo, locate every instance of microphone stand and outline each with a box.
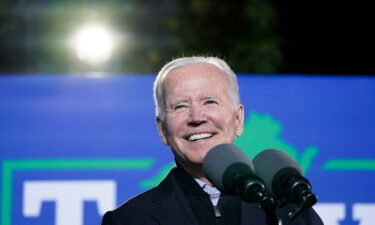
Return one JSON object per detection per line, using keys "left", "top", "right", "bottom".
{"left": 284, "top": 176, "right": 318, "bottom": 220}
{"left": 234, "top": 173, "right": 282, "bottom": 225}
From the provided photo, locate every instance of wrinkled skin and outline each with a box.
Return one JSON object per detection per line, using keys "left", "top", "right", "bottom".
{"left": 157, "top": 63, "right": 244, "bottom": 183}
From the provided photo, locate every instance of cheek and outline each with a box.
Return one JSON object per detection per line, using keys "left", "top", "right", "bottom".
{"left": 214, "top": 110, "right": 236, "bottom": 125}
{"left": 165, "top": 115, "right": 187, "bottom": 136}
{"left": 220, "top": 112, "right": 239, "bottom": 134}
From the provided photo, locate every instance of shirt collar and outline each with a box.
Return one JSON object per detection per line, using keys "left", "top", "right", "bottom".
{"left": 194, "top": 178, "right": 221, "bottom": 198}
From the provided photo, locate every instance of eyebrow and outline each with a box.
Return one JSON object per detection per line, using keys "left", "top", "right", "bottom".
{"left": 201, "top": 95, "right": 219, "bottom": 101}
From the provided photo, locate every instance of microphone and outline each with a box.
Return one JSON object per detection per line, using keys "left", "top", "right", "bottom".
{"left": 203, "top": 143, "right": 276, "bottom": 211}
{"left": 253, "top": 149, "right": 317, "bottom": 220}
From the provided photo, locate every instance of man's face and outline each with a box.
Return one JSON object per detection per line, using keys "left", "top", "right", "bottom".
{"left": 157, "top": 63, "right": 244, "bottom": 168}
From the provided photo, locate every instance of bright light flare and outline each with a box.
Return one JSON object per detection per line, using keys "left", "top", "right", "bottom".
{"left": 73, "top": 25, "right": 114, "bottom": 64}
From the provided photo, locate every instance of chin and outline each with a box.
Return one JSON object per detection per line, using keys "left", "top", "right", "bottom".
{"left": 189, "top": 153, "right": 208, "bottom": 165}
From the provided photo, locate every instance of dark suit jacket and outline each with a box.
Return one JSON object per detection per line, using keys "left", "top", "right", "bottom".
{"left": 101, "top": 168, "right": 323, "bottom": 225}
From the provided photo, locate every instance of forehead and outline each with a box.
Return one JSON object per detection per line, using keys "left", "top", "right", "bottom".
{"left": 164, "top": 63, "right": 228, "bottom": 88}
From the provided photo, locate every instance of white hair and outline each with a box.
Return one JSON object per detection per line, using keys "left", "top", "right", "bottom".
{"left": 153, "top": 56, "right": 240, "bottom": 121}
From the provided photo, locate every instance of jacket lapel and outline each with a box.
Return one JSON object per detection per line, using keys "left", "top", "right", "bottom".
{"left": 149, "top": 171, "right": 200, "bottom": 225}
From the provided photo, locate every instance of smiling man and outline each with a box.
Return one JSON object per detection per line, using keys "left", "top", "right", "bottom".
{"left": 101, "top": 57, "right": 323, "bottom": 225}
{"left": 156, "top": 60, "right": 244, "bottom": 187}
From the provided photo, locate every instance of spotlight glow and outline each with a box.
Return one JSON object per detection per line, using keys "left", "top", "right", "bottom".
{"left": 73, "top": 25, "right": 114, "bottom": 64}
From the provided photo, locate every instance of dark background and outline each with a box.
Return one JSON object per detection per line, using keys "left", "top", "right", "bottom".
{"left": 0, "top": 0, "right": 373, "bottom": 75}
{"left": 275, "top": 0, "right": 375, "bottom": 75}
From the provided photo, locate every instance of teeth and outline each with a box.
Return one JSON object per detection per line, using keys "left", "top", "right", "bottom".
{"left": 188, "top": 133, "right": 213, "bottom": 141}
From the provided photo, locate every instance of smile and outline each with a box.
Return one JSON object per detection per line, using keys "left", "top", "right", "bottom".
{"left": 187, "top": 133, "right": 214, "bottom": 142}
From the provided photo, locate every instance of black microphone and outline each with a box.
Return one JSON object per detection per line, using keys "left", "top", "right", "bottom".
{"left": 203, "top": 143, "right": 276, "bottom": 211}
{"left": 253, "top": 149, "right": 317, "bottom": 220}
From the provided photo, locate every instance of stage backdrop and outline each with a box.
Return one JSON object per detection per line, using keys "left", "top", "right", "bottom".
{"left": 1, "top": 75, "right": 374, "bottom": 225}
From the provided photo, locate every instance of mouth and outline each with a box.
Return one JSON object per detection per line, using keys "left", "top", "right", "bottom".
{"left": 186, "top": 133, "right": 215, "bottom": 142}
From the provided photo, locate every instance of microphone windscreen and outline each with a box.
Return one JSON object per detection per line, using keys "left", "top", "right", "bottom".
{"left": 203, "top": 143, "right": 254, "bottom": 190}
{"left": 253, "top": 149, "right": 303, "bottom": 195}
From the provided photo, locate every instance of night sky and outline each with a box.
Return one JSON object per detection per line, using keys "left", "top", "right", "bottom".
{"left": 274, "top": 0, "right": 375, "bottom": 75}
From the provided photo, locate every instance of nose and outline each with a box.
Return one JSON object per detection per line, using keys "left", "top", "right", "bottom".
{"left": 187, "top": 103, "right": 207, "bottom": 127}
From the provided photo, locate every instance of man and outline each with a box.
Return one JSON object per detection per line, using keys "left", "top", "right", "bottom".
{"left": 101, "top": 57, "right": 323, "bottom": 225}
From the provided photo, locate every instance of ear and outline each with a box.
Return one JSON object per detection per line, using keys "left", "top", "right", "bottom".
{"left": 156, "top": 117, "right": 170, "bottom": 146}
{"left": 235, "top": 104, "right": 245, "bottom": 137}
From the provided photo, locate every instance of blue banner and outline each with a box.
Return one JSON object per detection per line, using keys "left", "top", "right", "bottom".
{"left": 1, "top": 75, "right": 374, "bottom": 225}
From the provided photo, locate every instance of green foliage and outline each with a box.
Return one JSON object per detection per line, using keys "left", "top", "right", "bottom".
{"left": 123, "top": 0, "right": 282, "bottom": 74}
{"left": 0, "top": 0, "right": 282, "bottom": 74}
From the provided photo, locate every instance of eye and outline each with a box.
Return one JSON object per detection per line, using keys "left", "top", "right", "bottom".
{"left": 204, "top": 100, "right": 218, "bottom": 105}
{"left": 174, "top": 104, "right": 187, "bottom": 111}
